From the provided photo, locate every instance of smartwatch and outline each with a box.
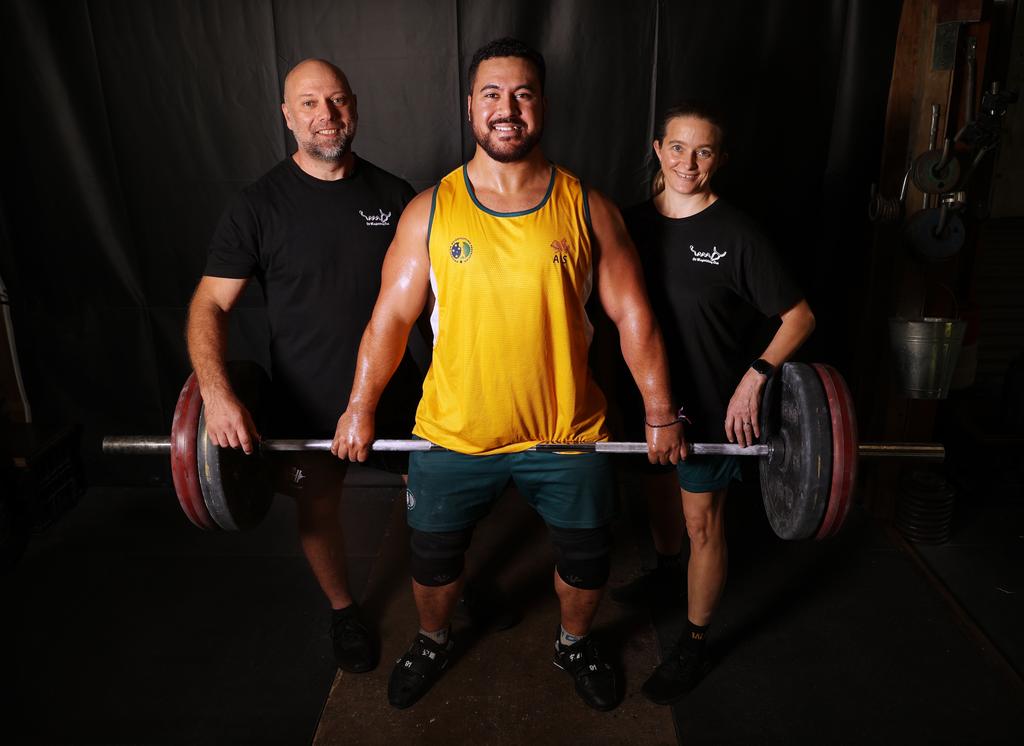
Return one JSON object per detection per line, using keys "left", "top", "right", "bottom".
{"left": 751, "top": 358, "right": 775, "bottom": 377}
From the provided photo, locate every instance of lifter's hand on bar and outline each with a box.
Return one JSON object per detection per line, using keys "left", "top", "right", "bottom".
{"left": 331, "top": 407, "right": 375, "bottom": 462}
{"left": 645, "top": 420, "right": 688, "bottom": 465}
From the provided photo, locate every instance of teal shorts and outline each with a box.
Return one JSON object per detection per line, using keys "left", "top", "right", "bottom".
{"left": 676, "top": 454, "right": 742, "bottom": 493}
{"left": 406, "top": 447, "right": 616, "bottom": 532}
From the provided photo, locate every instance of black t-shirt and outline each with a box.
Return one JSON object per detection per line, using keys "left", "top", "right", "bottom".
{"left": 204, "top": 155, "right": 421, "bottom": 437}
{"left": 622, "top": 198, "right": 803, "bottom": 442}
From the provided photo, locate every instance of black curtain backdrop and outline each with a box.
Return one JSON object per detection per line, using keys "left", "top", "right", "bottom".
{"left": 0, "top": 0, "right": 902, "bottom": 464}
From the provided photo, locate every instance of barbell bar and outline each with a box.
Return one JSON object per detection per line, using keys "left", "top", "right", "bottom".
{"left": 102, "top": 436, "right": 944, "bottom": 459}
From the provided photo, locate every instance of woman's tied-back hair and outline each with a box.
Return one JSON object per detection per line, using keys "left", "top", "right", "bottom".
{"left": 652, "top": 100, "right": 728, "bottom": 196}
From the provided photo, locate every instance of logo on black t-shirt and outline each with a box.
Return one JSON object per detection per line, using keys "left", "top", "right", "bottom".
{"left": 359, "top": 208, "right": 392, "bottom": 227}
{"left": 689, "top": 244, "right": 728, "bottom": 266}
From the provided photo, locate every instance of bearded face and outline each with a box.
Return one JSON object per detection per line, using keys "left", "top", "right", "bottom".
{"left": 468, "top": 56, "right": 544, "bottom": 163}
{"left": 282, "top": 62, "right": 358, "bottom": 165}
{"left": 471, "top": 114, "right": 542, "bottom": 163}
{"left": 294, "top": 116, "right": 356, "bottom": 163}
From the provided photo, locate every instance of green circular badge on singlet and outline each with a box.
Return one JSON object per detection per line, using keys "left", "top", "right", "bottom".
{"left": 450, "top": 237, "right": 473, "bottom": 263}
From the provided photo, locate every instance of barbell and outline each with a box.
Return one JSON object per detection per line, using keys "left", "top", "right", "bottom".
{"left": 102, "top": 361, "right": 943, "bottom": 540}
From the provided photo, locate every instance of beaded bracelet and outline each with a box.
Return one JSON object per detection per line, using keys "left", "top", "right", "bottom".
{"left": 645, "top": 406, "right": 693, "bottom": 428}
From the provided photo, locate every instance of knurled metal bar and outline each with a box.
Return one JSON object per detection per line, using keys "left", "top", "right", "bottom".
{"left": 101, "top": 437, "right": 945, "bottom": 460}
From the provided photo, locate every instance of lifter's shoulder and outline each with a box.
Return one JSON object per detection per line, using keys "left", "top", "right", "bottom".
{"left": 394, "top": 187, "right": 435, "bottom": 234}
{"left": 583, "top": 186, "right": 631, "bottom": 245}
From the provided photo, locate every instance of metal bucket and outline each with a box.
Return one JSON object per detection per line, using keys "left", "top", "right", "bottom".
{"left": 888, "top": 317, "right": 966, "bottom": 399}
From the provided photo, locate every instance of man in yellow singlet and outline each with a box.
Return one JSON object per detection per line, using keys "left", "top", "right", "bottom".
{"left": 331, "top": 38, "right": 686, "bottom": 712}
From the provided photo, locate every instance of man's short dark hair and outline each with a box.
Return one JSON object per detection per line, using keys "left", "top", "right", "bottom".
{"left": 467, "top": 37, "right": 546, "bottom": 93}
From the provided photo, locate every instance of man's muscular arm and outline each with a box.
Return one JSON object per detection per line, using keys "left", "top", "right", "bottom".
{"left": 588, "top": 189, "right": 687, "bottom": 465}
{"left": 186, "top": 276, "right": 259, "bottom": 453}
{"left": 331, "top": 189, "right": 433, "bottom": 462}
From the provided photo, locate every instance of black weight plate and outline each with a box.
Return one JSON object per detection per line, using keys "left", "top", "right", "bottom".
{"left": 898, "top": 495, "right": 955, "bottom": 512}
{"left": 896, "top": 504, "right": 955, "bottom": 521}
{"left": 899, "top": 504, "right": 955, "bottom": 522}
{"left": 197, "top": 361, "right": 273, "bottom": 531}
{"left": 896, "top": 522, "right": 951, "bottom": 538}
{"left": 758, "top": 363, "right": 832, "bottom": 540}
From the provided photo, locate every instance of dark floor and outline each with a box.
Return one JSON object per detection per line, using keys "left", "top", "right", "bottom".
{"left": 1, "top": 465, "right": 405, "bottom": 746}
{"left": 629, "top": 473, "right": 1024, "bottom": 744}
{"left": 910, "top": 444, "right": 1024, "bottom": 680}
{"left": 2, "top": 461, "right": 1023, "bottom": 745}
{"left": 913, "top": 501, "right": 1024, "bottom": 675}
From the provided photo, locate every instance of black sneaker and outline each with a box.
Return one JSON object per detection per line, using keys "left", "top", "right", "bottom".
{"left": 553, "top": 635, "right": 620, "bottom": 711}
{"left": 641, "top": 643, "right": 711, "bottom": 705}
{"left": 387, "top": 633, "right": 454, "bottom": 709}
{"left": 609, "top": 564, "right": 683, "bottom": 608}
{"left": 456, "top": 582, "right": 522, "bottom": 632}
{"left": 330, "top": 604, "right": 377, "bottom": 673}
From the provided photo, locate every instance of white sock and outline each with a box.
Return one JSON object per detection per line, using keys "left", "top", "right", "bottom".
{"left": 558, "top": 625, "right": 586, "bottom": 648}
{"left": 419, "top": 626, "right": 449, "bottom": 645}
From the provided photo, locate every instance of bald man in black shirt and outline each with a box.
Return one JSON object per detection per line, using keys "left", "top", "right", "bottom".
{"left": 187, "top": 59, "right": 421, "bottom": 673}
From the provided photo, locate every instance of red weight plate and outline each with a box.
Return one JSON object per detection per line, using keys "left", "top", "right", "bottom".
{"left": 812, "top": 364, "right": 858, "bottom": 540}
{"left": 170, "top": 372, "right": 215, "bottom": 530}
{"left": 827, "top": 368, "right": 859, "bottom": 538}
{"left": 811, "top": 364, "right": 845, "bottom": 539}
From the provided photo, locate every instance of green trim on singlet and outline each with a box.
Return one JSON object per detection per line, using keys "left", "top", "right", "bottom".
{"left": 580, "top": 181, "right": 594, "bottom": 242}
{"left": 462, "top": 163, "right": 556, "bottom": 218}
{"left": 426, "top": 183, "right": 439, "bottom": 248}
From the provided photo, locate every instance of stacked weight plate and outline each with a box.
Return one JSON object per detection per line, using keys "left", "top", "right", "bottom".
{"left": 758, "top": 362, "right": 860, "bottom": 541}
{"left": 171, "top": 361, "right": 273, "bottom": 531}
{"left": 896, "top": 470, "right": 955, "bottom": 544}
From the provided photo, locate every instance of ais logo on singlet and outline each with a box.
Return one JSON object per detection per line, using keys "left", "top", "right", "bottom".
{"left": 551, "top": 238, "right": 570, "bottom": 266}
{"left": 449, "top": 237, "right": 473, "bottom": 263}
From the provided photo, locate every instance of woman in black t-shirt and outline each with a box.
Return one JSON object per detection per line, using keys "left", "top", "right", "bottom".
{"left": 612, "top": 102, "right": 815, "bottom": 704}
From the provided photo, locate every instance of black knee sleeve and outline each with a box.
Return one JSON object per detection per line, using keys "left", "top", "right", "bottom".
{"left": 548, "top": 525, "right": 611, "bottom": 590}
{"left": 409, "top": 527, "right": 474, "bottom": 587}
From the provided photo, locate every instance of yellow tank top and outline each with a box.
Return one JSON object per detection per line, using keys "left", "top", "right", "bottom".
{"left": 412, "top": 163, "right": 609, "bottom": 454}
